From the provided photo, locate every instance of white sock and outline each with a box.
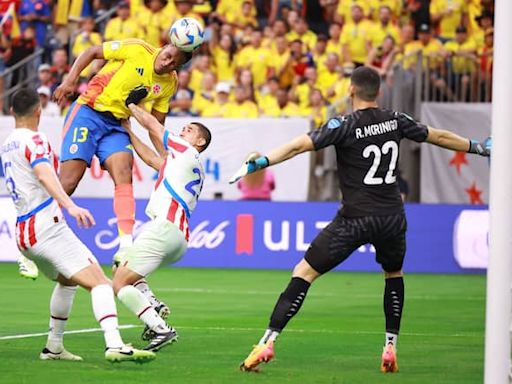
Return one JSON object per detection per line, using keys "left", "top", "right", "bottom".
{"left": 385, "top": 332, "right": 398, "bottom": 348}
{"left": 118, "top": 285, "right": 170, "bottom": 333}
{"left": 119, "top": 235, "right": 133, "bottom": 249}
{"left": 134, "top": 279, "right": 160, "bottom": 307}
{"left": 91, "top": 284, "right": 124, "bottom": 349}
{"left": 258, "top": 329, "right": 280, "bottom": 345}
{"left": 46, "top": 284, "right": 77, "bottom": 352}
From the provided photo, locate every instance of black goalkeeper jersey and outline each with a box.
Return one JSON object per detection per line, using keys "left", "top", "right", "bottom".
{"left": 308, "top": 107, "right": 428, "bottom": 217}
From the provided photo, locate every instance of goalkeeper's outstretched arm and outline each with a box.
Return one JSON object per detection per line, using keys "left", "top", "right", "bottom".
{"left": 426, "top": 126, "right": 491, "bottom": 156}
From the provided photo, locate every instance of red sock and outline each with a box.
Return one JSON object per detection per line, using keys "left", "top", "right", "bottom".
{"left": 114, "top": 184, "right": 135, "bottom": 237}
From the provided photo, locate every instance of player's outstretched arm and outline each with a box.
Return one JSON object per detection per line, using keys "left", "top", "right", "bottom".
{"left": 229, "top": 134, "right": 314, "bottom": 183}
{"left": 121, "top": 119, "right": 164, "bottom": 171}
{"left": 33, "top": 163, "right": 95, "bottom": 228}
{"left": 54, "top": 46, "right": 104, "bottom": 105}
{"left": 426, "top": 126, "right": 491, "bottom": 156}
{"left": 127, "top": 103, "right": 165, "bottom": 143}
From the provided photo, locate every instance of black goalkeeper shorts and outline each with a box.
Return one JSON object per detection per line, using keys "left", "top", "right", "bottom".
{"left": 304, "top": 212, "right": 407, "bottom": 274}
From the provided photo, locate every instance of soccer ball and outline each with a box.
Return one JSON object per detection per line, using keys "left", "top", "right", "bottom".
{"left": 169, "top": 17, "right": 204, "bottom": 52}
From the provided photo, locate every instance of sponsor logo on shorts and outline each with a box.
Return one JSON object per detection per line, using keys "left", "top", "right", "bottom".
{"left": 69, "top": 144, "right": 78, "bottom": 154}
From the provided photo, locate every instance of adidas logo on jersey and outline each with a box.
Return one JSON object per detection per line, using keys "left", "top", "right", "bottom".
{"left": 136, "top": 68, "right": 144, "bottom": 76}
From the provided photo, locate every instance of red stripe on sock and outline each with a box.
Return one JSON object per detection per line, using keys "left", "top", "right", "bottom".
{"left": 137, "top": 306, "right": 152, "bottom": 318}
{"left": 51, "top": 315, "right": 68, "bottom": 321}
{"left": 133, "top": 280, "right": 146, "bottom": 287}
{"left": 98, "top": 314, "right": 117, "bottom": 322}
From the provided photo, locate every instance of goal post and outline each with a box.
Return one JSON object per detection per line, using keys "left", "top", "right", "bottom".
{"left": 485, "top": 0, "right": 512, "bottom": 382}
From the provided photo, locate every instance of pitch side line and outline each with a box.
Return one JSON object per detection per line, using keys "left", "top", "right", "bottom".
{"left": 0, "top": 324, "right": 479, "bottom": 341}
{"left": 0, "top": 324, "right": 138, "bottom": 341}
{"left": 156, "top": 287, "right": 484, "bottom": 301}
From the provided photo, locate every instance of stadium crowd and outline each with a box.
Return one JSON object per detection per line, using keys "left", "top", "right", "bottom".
{"left": 0, "top": 0, "right": 495, "bottom": 119}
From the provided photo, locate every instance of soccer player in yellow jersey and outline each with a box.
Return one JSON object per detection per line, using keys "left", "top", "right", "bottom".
{"left": 430, "top": 0, "right": 468, "bottom": 41}
{"left": 54, "top": 39, "right": 192, "bottom": 262}
{"left": 104, "top": 1, "right": 139, "bottom": 41}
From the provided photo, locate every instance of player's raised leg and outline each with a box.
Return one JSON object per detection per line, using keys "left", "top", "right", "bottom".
{"left": 240, "top": 259, "right": 320, "bottom": 371}
{"left": 100, "top": 138, "right": 136, "bottom": 265}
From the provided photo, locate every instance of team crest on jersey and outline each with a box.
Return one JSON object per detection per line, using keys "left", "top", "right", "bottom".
{"left": 136, "top": 67, "right": 144, "bottom": 76}
{"left": 152, "top": 84, "right": 161, "bottom": 94}
{"left": 69, "top": 144, "right": 78, "bottom": 154}
{"left": 327, "top": 118, "right": 342, "bottom": 129}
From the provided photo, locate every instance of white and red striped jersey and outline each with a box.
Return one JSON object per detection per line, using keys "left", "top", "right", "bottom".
{"left": 145, "top": 131, "right": 205, "bottom": 241}
{"left": 1, "top": 129, "right": 62, "bottom": 223}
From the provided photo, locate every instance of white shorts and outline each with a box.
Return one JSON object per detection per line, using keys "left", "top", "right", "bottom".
{"left": 121, "top": 218, "right": 187, "bottom": 277}
{"left": 18, "top": 215, "right": 97, "bottom": 280}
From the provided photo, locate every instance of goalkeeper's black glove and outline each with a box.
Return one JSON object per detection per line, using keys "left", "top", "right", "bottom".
{"left": 468, "top": 137, "right": 492, "bottom": 157}
{"left": 125, "top": 85, "right": 148, "bottom": 107}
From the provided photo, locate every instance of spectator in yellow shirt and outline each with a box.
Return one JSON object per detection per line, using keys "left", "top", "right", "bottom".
{"left": 366, "top": 35, "right": 399, "bottom": 78}
{"left": 189, "top": 54, "right": 212, "bottom": 93}
{"left": 136, "top": 0, "right": 169, "bottom": 47}
{"left": 215, "top": 0, "right": 256, "bottom": 26}
{"left": 370, "top": 6, "right": 401, "bottom": 48}
{"left": 369, "top": 0, "right": 402, "bottom": 21}
{"left": 341, "top": 5, "right": 374, "bottom": 66}
{"left": 472, "top": 10, "right": 493, "bottom": 49}
{"left": 171, "top": 0, "right": 204, "bottom": 26}
{"left": 266, "top": 19, "right": 288, "bottom": 50}
{"left": 257, "top": 76, "right": 280, "bottom": 116}
{"left": 236, "top": 29, "right": 275, "bottom": 88}
{"left": 442, "top": 25, "right": 476, "bottom": 100}
{"left": 403, "top": 23, "right": 444, "bottom": 71}
{"left": 317, "top": 53, "right": 340, "bottom": 103}
{"left": 169, "top": 69, "right": 194, "bottom": 116}
{"left": 286, "top": 18, "right": 317, "bottom": 51}
{"left": 202, "top": 82, "right": 233, "bottom": 117}
{"left": 312, "top": 34, "right": 329, "bottom": 73}
{"left": 262, "top": 88, "right": 301, "bottom": 117}
{"left": 326, "top": 22, "right": 342, "bottom": 57}
{"left": 104, "top": 1, "right": 139, "bottom": 41}
{"left": 191, "top": 71, "right": 217, "bottom": 115}
{"left": 272, "top": 36, "right": 294, "bottom": 89}
{"left": 72, "top": 17, "right": 103, "bottom": 79}
{"left": 334, "top": 0, "right": 370, "bottom": 25}
{"left": 237, "top": 68, "right": 257, "bottom": 103}
{"left": 291, "top": 66, "right": 319, "bottom": 108}
{"left": 430, "top": 0, "right": 468, "bottom": 41}
{"left": 303, "top": 88, "right": 328, "bottom": 127}
{"left": 209, "top": 22, "right": 237, "bottom": 83}
{"left": 229, "top": 0, "right": 258, "bottom": 36}
{"left": 224, "top": 85, "right": 259, "bottom": 118}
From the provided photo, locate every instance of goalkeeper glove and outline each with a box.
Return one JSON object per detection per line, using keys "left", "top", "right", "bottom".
{"left": 125, "top": 85, "right": 148, "bottom": 107}
{"left": 468, "top": 137, "right": 491, "bottom": 157}
{"left": 246, "top": 156, "right": 270, "bottom": 174}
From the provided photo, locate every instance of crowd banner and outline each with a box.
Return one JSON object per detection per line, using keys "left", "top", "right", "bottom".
{"left": 420, "top": 103, "right": 491, "bottom": 204}
{"left": 0, "top": 116, "right": 311, "bottom": 201}
{"left": 0, "top": 198, "right": 487, "bottom": 273}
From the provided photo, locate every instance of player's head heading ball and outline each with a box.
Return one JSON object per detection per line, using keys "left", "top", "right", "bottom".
{"left": 180, "top": 122, "right": 211, "bottom": 153}
{"left": 11, "top": 88, "right": 41, "bottom": 118}
{"left": 350, "top": 66, "right": 381, "bottom": 102}
{"left": 154, "top": 45, "right": 193, "bottom": 74}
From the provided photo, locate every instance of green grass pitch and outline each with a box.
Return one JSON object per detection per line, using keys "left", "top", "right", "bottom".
{"left": 0, "top": 263, "right": 484, "bottom": 383}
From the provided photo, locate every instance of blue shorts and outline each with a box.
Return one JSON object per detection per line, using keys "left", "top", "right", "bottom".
{"left": 60, "top": 102, "right": 132, "bottom": 166}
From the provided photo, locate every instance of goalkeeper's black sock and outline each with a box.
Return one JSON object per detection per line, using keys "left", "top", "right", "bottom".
{"left": 258, "top": 277, "right": 311, "bottom": 344}
{"left": 383, "top": 276, "right": 404, "bottom": 346}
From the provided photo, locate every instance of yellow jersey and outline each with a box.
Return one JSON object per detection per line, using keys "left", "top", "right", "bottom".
{"left": 202, "top": 101, "right": 232, "bottom": 117}
{"left": 430, "top": 0, "right": 467, "bottom": 39}
{"left": 72, "top": 32, "right": 103, "bottom": 78}
{"left": 78, "top": 39, "right": 178, "bottom": 119}
{"left": 191, "top": 90, "right": 215, "bottom": 115}
{"left": 370, "top": 22, "right": 401, "bottom": 48}
{"left": 336, "top": 0, "right": 370, "bottom": 22}
{"left": 135, "top": 8, "right": 168, "bottom": 47}
{"left": 104, "top": 17, "right": 139, "bottom": 41}
{"left": 302, "top": 105, "right": 328, "bottom": 128}
{"left": 317, "top": 69, "right": 339, "bottom": 103}
{"left": 211, "top": 46, "right": 236, "bottom": 83}
{"left": 263, "top": 102, "right": 301, "bottom": 117}
{"left": 340, "top": 20, "right": 374, "bottom": 63}
{"left": 286, "top": 30, "right": 318, "bottom": 51}
{"left": 326, "top": 39, "right": 343, "bottom": 56}
{"left": 256, "top": 92, "right": 279, "bottom": 116}
{"left": 444, "top": 39, "right": 477, "bottom": 73}
{"left": 403, "top": 39, "right": 444, "bottom": 70}
{"left": 369, "top": 0, "right": 402, "bottom": 20}
{"left": 236, "top": 45, "right": 274, "bottom": 87}
{"left": 224, "top": 101, "right": 259, "bottom": 118}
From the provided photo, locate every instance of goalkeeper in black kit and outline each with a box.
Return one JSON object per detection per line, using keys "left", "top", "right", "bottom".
{"left": 233, "top": 66, "right": 491, "bottom": 373}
